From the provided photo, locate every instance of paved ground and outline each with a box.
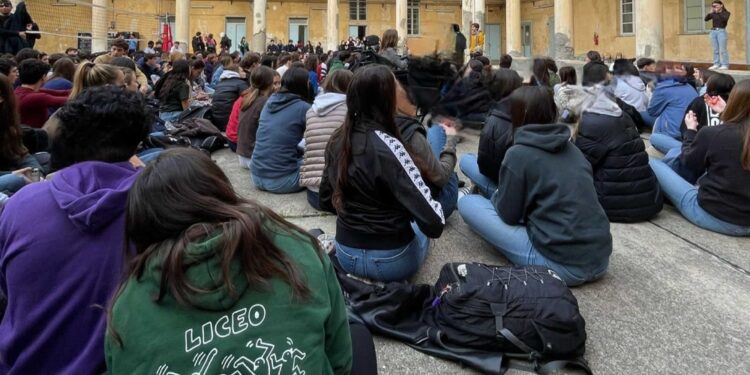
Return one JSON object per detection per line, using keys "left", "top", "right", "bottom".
{"left": 212, "top": 129, "right": 750, "bottom": 375}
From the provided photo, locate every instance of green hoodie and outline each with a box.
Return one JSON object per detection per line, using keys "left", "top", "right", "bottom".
{"left": 105, "top": 221, "right": 352, "bottom": 375}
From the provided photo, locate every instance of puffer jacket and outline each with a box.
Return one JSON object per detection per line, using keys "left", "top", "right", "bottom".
{"left": 210, "top": 71, "right": 249, "bottom": 131}
{"left": 575, "top": 88, "right": 663, "bottom": 222}
{"left": 300, "top": 93, "right": 348, "bottom": 191}
{"left": 477, "top": 98, "right": 513, "bottom": 183}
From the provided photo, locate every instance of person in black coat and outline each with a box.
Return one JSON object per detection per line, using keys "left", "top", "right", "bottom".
{"left": 0, "top": 1, "right": 30, "bottom": 55}
{"left": 210, "top": 66, "right": 248, "bottom": 131}
{"left": 460, "top": 68, "right": 523, "bottom": 198}
{"left": 574, "top": 86, "right": 663, "bottom": 222}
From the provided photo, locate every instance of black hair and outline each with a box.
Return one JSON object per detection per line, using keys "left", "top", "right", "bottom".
{"left": 705, "top": 73, "right": 735, "bottom": 100}
{"left": 109, "top": 56, "right": 137, "bottom": 71}
{"left": 612, "top": 59, "right": 639, "bottom": 76}
{"left": 51, "top": 86, "right": 150, "bottom": 169}
{"left": 558, "top": 66, "right": 577, "bottom": 85}
{"left": 500, "top": 54, "right": 513, "bottom": 69}
{"left": 509, "top": 86, "right": 557, "bottom": 128}
{"left": 281, "top": 66, "right": 312, "bottom": 102}
{"left": 488, "top": 68, "right": 523, "bottom": 101}
{"left": 111, "top": 39, "right": 129, "bottom": 51}
{"left": 582, "top": 62, "right": 609, "bottom": 86}
{"left": 155, "top": 59, "right": 190, "bottom": 102}
{"left": 636, "top": 57, "right": 655, "bottom": 69}
{"left": 15, "top": 48, "right": 40, "bottom": 62}
{"left": 545, "top": 58, "right": 558, "bottom": 74}
{"left": 531, "top": 58, "right": 551, "bottom": 87}
{"left": 452, "top": 24, "right": 460, "bottom": 32}
{"left": 18, "top": 59, "right": 50, "bottom": 85}
{"left": 0, "top": 57, "right": 16, "bottom": 75}
{"left": 586, "top": 50, "right": 602, "bottom": 62}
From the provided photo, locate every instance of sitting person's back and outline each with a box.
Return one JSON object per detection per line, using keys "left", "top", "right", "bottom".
{"left": 15, "top": 59, "right": 69, "bottom": 128}
{"left": 0, "top": 86, "right": 149, "bottom": 374}
{"left": 250, "top": 67, "right": 312, "bottom": 194}
{"left": 105, "top": 149, "right": 352, "bottom": 375}
{"left": 575, "top": 86, "right": 663, "bottom": 222}
{"left": 211, "top": 65, "right": 249, "bottom": 131}
{"left": 648, "top": 74, "right": 697, "bottom": 140}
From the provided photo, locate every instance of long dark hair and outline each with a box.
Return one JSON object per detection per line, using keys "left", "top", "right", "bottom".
{"left": 719, "top": 79, "right": 750, "bottom": 170}
{"left": 531, "top": 58, "right": 551, "bottom": 87}
{"left": 280, "top": 66, "right": 312, "bottom": 102}
{"left": 329, "top": 64, "right": 403, "bottom": 210}
{"left": 0, "top": 73, "right": 27, "bottom": 162}
{"left": 155, "top": 59, "right": 190, "bottom": 102}
{"left": 241, "top": 65, "right": 275, "bottom": 111}
{"left": 509, "top": 86, "right": 558, "bottom": 128}
{"left": 109, "top": 148, "right": 316, "bottom": 345}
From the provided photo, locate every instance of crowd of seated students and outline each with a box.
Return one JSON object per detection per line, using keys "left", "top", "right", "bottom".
{"left": 2, "top": 35, "right": 750, "bottom": 375}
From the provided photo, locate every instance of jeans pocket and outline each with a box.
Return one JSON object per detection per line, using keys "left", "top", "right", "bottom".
{"left": 371, "top": 244, "right": 417, "bottom": 282}
{"left": 335, "top": 243, "right": 359, "bottom": 275}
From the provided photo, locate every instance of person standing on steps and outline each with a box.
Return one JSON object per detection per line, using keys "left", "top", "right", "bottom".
{"left": 705, "top": 0, "right": 730, "bottom": 70}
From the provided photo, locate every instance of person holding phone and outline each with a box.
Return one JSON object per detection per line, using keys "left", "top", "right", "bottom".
{"left": 705, "top": 1, "right": 731, "bottom": 70}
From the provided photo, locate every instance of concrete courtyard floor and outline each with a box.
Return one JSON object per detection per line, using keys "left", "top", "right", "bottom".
{"left": 212, "top": 129, "right": 750, "bottom": 374}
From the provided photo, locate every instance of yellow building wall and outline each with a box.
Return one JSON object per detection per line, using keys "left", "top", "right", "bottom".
{"left": 486, "top": 1, "right": 555, "bottom": 57}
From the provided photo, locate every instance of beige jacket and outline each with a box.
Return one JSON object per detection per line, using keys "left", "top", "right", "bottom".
{"left": 300, "top": 93, "right": 348, "bottom": 191}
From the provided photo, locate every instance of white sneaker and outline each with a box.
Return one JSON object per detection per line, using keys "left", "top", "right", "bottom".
{"left": 708, "top": 65, "right": 720, "bottom": 70}
{"left": 718, "top": 66, "right": 729, "bottom": 70}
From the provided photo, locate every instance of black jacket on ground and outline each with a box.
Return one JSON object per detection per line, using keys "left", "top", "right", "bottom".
{"left": 680, "top": 123, "right": 750, "bottom": 226}
{"left": 493, "top": 124, "right": 612, "bottom": 268}
{"left": 320, "top": 121, "right": 445, "bottom": 249}
{"left": 210, "top": 76, "right": 248, "bottom": 131}
{"left": 477, "top": 98, "right": 513, "bottom": 183}
{"left": 575, "top": 112, "right": 663, "bottom": 222}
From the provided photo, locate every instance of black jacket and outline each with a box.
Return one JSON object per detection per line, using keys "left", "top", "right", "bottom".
{"left": 680, "top": 123, "right": 750, "bottom": 226}
{"left": 210, "top": 76, "right": 248, "bottom": 131}
{"left": 575, "top": 111, "right": 663, "bottom": 222}
{"left": 680, "top": 96, "right": 723, "bottom": 136}
{"left": 494, "top": 124, "right": 612, "bottom": 268}
{"left": 320, "top": 121, "right": 445, "bottom": 249}
{"left": 477, "top": 98, "right": 513, "bottom": 183}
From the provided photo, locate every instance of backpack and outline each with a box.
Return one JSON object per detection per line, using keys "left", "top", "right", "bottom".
{"left": 429, "top": 263, "right": 591, "bottom": 374}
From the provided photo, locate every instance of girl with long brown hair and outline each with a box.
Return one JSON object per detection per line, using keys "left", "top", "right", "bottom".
{"left": 0, "top": 73, "right": 42, "bottom": 197}
{"left": 319, "top": 65, "right": 445, "bottom": 282}
{"left": 236, "top": 65, "right": 277, "bottom": 168}
{"left": 649, "top": 79, "right": 750, "bottom": 236}
{"left": 105, "top": 148, "right": 355, "bottom": 374}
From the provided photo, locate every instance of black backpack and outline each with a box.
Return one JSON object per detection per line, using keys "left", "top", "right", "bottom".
{"left": 428, "top": 263, "right": 591, "bottom": 374}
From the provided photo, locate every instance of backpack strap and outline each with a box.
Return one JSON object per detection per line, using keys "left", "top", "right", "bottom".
{"left": 491, "top": 303, "right": 536, "bottom": 355}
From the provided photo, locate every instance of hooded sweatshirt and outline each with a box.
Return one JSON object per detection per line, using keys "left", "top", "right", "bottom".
{"left": 300, "top": 93, "right": 347, "bottom": 191}
{"left": 648, "top": 78, "right": 697, "bottom": 140}
{"left": 211, "top": 71, "right": 249, "bottom": 131}
{"left": 0, "top": 161, "right": 139, "bottom": 375}
{"left": 105, "top": 223, "right": 352, "bottom": 375}
{"left": 251, "top": 92, "right": 311, "bottom": 178}
{"left": 492, "top": 124, "right": 612, "bottom": 268}
{"left": 614, "top": 74, "right": 649, "bottom": 112}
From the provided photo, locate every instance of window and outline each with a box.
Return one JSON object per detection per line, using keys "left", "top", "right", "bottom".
{"left": 349, "top": 0, "right": 366, "bottom": 21}
{"left": 684, "top": 0, "right": 713, "bottom": 33}
{"left": 407, "top": 0, "right": 420, "bottom": 35}
{"left": 620, "top": 0, "right": 634, "bottom": 35}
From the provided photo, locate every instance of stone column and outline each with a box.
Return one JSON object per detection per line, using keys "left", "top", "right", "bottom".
{"left": 253, "top": 0, "right": 267, "bottom": 52}
{"left": 326, "top": 0, "right": 339, "bottom": 52}
{"left": 505, "top": 0, "right": 521, "bottom": 56}
{"left": 91, "top": 0, "right": 108, "bottom": 52}
{"left": 554, "top": 0, "right": 574, "bottom": 59}
{"left": 396, "top": 0, "right": 408, "bottom": 52}
{"left": 635, "top": 0, "right": 663, "bottom": 59}
{"left": 175, "top": 0, "right": 190, "bottom": 51}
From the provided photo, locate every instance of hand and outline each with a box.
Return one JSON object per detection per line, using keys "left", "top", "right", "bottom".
{"left": 684, "top": 111, "right": 699, "bottom": 131}
{"left": 12, "top": 168, "right": 33, "bottom": 184}
{"left": 705, "top": 95, "right": 727, "bottom": 114}
{"left": 18, "top": 32, "right": 26, "bottom": 40}
{"left": 441, "top": 123, "right": 458, "bottom": 136}
{"left": 129, "top": 155, "right": 145, "bottom": 168}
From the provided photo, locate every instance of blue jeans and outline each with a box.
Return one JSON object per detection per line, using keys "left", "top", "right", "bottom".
{"left": 335, "top": 222, "right": 430, "bottom": 282}
{"left": 0, "top": 174, "right": 27, "bottom": 195}
{"left": 650, "top": 132, "right": 682, "bottom": 155}
{"left": 427, "top": 124, "right": 458, "bottom": 218}
{"left": 709, "top": 29, "right": 729, "bottom": 67}
{"left": 649, "top": 158, "right": 750, "bottom": 236}
{"left": 458, "top": 195, "right": 609, "bottom": 286}
{"left": 307, "top": 189, "right": 322, "bottom": 210}
{"left": 459, "top": 154, "right": 497, "bottom": 199}
{"left": 251, "top": 169, "right": 303, "bottom": 194}
{"left": 661, "top": 147, "right": 702, "bottom": 185}
{"left": 639, "top": 111, "right": 657, "bottom": 129}
{"left": 137, "top": 148, "right": 163, "bottom": 164}
{"left": 159, "top": 111, "right": 182, "bottom": 123}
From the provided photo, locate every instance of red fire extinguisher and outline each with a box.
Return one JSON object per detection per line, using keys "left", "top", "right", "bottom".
{"left": 594, "top": 32, "right": 599, "bottom": 46}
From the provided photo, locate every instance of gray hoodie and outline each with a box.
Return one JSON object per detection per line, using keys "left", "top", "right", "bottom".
{"left": 614, "top": 74, "right": 649, "bottom": 112}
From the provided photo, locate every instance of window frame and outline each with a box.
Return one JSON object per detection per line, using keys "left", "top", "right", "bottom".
{"left": 684, "top": 0, "right": 713, "bottom": 34}
{"left": 407, "top": 0, "right": 420, "bottom": 36}
{"left": 349, "top": 0, "right": 367, "bottom": 21}
{"left": 620, "top": 0, "right": 634, "bottom": 36}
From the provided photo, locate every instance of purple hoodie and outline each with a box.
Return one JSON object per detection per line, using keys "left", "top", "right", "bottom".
{"left": 0, "top": 161, "right": 139, "bottom": 375}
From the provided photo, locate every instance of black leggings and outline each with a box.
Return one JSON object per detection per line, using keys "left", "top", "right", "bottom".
{"left": 350, "top": 323, "right": 378, "bottom": 375}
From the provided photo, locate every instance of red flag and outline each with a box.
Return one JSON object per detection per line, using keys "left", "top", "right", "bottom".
{"left": 162, "top": 17, "right": 173, "bottom": 52}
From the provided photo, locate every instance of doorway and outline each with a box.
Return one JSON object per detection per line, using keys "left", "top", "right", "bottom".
{"left": 289, "top": 18, "right": 308, "bottom": 45}
{"left": 225, "top": 17, "right": 246, "bottom": 54}
{"left": 348, "top": 25, "right": 366, "bottom": 39}
{"left": 486, "top": 24, "right": 501, "bottom": 61}
{"left": 521, "top": 21, "right": 532, "bottom": 57}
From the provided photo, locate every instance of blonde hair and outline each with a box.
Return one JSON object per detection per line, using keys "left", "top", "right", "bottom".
{"left": 69, "top": 62, "right": 122, "bottom": 99}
